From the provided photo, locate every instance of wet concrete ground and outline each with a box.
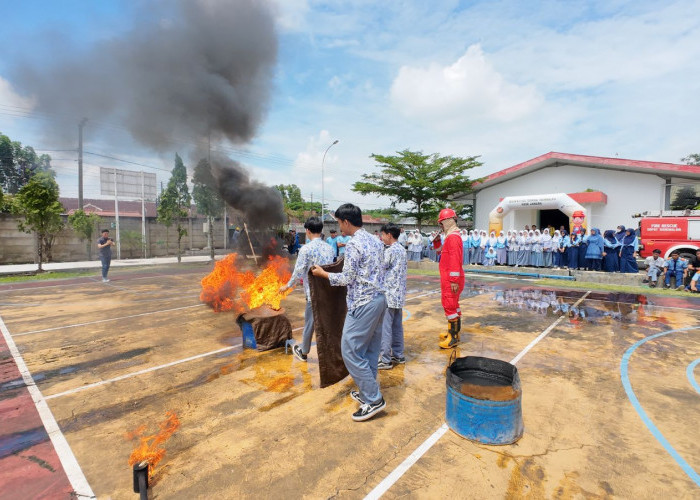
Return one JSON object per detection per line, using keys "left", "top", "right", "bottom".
{"left": 0, "top": 262, "right": 699, "bottom": 499}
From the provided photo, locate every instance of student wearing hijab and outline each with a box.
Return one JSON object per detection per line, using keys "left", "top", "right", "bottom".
{"left": 578, "top": 228, "right": 589, "bottom": 270}
{"left": 619, "top": 227, "right": 639, "bottom": 273}
{"left": 516, "top": 230, "right": 528, "bottom": 267}
{"left": 542, "top": 228, "right": 553, "bottom": 268}
{"left": 507, "top": 230, "right": 518, "bottom": 266}
{"left": 552, "top": 230, "right": 562, "bottom": 268}
{"left": 476, "top": 230, "right": 487, "bottom": 265}
{"left": 568, "top": 231, "right": 581, "bottom": 270}
{"left": 584, "top": 228, "right": 604, "bottom": 271}
{"left": 531, "top": 229, "right": 544, "bottom": 267}
{"left": 461, "top": 230, "right": 470, "bottom": 265}
{"left": 496, "top": 231, "right": 508, "bottom": 265}
{"left": 602, "top": 230, "right": 621, "bottom": 272}
{"left": 524, "top": 230, "right": 535, "bottom": 266}
{"left": 558, "top": 230, "right": 570, "bottom": 269}
{"left": 470, "top": 230, "right": 481, "bottom": 265}
{"left": 614, "top": 225, "right": 626, "bottom": 244}
{"left": 484, "top": 246, "right": 497, "bottom": 266}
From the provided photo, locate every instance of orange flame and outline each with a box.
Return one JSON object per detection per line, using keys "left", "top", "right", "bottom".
{"left": 200, "top": 253, "right": 292, "bottom": 312}
{"left": 127, "top": 411, "right": 180, "bottom": 478}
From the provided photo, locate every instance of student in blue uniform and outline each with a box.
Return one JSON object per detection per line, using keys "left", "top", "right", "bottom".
{"left": 614, "top": 225, "right": 626, "bottom": 244}
{"left": 602, "top": 230, "right": 620, "bottom": 272}
{"left": 558, "top": 230, "right": 570, "bottom": 269}
{"left": 568, "top": 232, "right": 581, "bottom": 270}
{"left": 619, "top": 227, "right": 639, "bottom": 274}
{"left": 578, "top": 228, "right": 589, "bottom": 270}
{"left": 531, "top": 230, "right": 544, "bottom": 267}
{"left": 663, "top": 250, "right": 688, "bottom": 289}
{"left": 584, "top": 228, "right": 604, "bottom": 271}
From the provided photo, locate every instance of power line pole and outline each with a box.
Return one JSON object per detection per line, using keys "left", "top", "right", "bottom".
{"left": 78, "top": 118, "right": 88, "bottom": 209}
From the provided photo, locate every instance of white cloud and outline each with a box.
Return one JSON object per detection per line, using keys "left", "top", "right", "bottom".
{"left": 390, "top": 45, "right": 543, "bottom": 125}
{"left": 0, "top": 76, "right": 36, "bottom": 114}
{"left": 270, "top": 0, "right": 309, "bottom": 33}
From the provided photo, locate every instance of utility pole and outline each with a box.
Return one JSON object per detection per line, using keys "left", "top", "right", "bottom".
{"left": 78, "top": 118, "right": 88, "bottom": 209}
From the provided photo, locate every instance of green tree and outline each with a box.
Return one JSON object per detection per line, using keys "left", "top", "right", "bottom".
{"left": 671, "top": 185, "right": 700, "bottom": 210}
{"left": 681, "top": 154, "right": 700, "bottom": 166}
{"left": 0, "top": 132, "right": 53, "bottom": 194}
{"left": 193, "top": 158, "right": 225, "bottom": 261}
{"left": 157, "top": 153, "right": 191, "bottom": 262}
{"left": 13, "top": 171, "right": 65, "bottom": 271}
{"left": 68, "top": 209, "right": 102, "bottom": 259}
{"left": 120, "top": 230, "right": 144, "bottom": 259}
{"left": 352, "top": 150, "right": 482, "bottom": 229}
{"left": 274, "top": 184, "right": 322, "bottom": 223}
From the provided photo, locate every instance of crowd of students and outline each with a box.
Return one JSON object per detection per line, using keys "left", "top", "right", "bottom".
{"left": 398, "top": 224, "right": 641, "bottom": 273}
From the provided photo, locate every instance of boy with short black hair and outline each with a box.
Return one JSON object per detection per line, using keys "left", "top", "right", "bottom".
{"left": 378, "top": 223, "right": 407, "bottom": 370}
{"left": 311, "top": 203, "right": 387, "bottom": 422}
{"left": 97, "top": 229, "right": 115, "bottom": 282}
{"left": 644, "top": 249, "right": 665, "bottom": 287}
{"left": 280, "top": 217, "right": 335, "bottom": 361}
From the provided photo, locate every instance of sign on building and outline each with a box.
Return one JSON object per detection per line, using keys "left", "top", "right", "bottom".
{"left": 100, "top": 167, "right": 157, "bottom": 201}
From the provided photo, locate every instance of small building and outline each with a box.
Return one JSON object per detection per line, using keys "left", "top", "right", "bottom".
{"left": 456, "top": 152, "right": 700, "bottom": 233}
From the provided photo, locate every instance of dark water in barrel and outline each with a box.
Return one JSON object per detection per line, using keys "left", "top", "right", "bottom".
{"left": 458, "top": 374, "right": 520, "bottom": 402}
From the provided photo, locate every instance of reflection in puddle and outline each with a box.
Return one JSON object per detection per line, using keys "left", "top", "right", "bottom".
{"left": 492, "top": 288, "right": 669, "bottom": 325}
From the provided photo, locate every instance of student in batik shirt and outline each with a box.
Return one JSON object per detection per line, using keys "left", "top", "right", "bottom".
{"left": 280, "top": 217, "right": 335, "bottom": 361}
{"left": 378, "top": 223, "right": 407, "bottom": 370}
{"left": 311, "top": 203, "right": 387, "bottom": 422}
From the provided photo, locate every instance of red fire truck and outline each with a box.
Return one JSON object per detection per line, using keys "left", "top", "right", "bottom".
{"left": 634, "top": 211, "right": 700, "bottom": 259}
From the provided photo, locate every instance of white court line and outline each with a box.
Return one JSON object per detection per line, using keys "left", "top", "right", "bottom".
{"left": 0, "top": 271, "right": 201, "bottom": 293}
{"left": 364, "top": 291, "right": 592, "bottom": 500}
{"left": 13, "top": 304, "right": 205, "bottom": 337}
{"left": 0, "top": 313, "right": 95, "bottom": 498}
{"left": 45, "top": 326, "right": 304, "bottom": 400}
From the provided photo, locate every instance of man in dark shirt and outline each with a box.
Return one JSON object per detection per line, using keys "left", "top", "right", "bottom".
{"left": 685, "top": 249, "right": 700, "bottom": 290}
{"left": 97, "top": 229, "right": 115, "bottom": 282}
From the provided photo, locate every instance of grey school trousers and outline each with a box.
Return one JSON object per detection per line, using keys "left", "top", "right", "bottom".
{"left": 341, "top": 294, "right": 387, "bottom": 405}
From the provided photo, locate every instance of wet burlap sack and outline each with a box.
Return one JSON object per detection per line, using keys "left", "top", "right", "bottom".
{"left": 308, "top": 258, "right": 348, "bottom": 388}
{"left": 237, "top": 306, "right": 292, "bottom": 351}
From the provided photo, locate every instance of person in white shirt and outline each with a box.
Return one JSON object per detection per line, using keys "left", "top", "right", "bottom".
{"left": 643, "top": 249, "right": 665, "bottom": 287}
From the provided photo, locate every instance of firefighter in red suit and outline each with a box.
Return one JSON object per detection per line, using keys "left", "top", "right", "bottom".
{"left": 437, "top": 208, "right": 464, "bottom": 349}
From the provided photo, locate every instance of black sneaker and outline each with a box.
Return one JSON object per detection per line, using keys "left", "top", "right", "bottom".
{"left": 377, "top": 360, "right": 393, "bottom": 370}
{"left": 292, "top": 344, "right": 307, "bottom": 361}
{"left": 350, "top": 390, "right": 365, "bottom": 405}
{"left": 352, "top": 398, "right": 386, "bottom": 422}
{"left": 391, "top": 356, "right": 406, "bottom": 364}
{"left": 664, "top": 284, "right": 671, "bottom": 289}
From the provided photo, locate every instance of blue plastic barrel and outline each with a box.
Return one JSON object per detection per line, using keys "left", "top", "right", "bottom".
{"left": 240, "top": 320, "right": 257, "bottom": 349}
{"left": 445, "top": 356, "right": 523, "bottom": 445}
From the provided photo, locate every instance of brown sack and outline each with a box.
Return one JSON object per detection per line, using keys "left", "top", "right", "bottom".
{"left": 308, "top": 258, "right": 348, "bottom": 388}
{"left": 237, "top": 306, "right": 292, "bottom": 351}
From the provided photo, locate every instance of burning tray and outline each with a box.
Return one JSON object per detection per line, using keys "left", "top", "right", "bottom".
{"left": 236, "top": 305, "right": 292, "bottom": 351}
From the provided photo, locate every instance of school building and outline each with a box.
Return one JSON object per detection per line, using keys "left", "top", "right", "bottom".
{"left": 456, "top": 152, "right": 700, "bottom": 233}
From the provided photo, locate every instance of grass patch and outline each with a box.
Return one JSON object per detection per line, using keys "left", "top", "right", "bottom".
{"left": 0, "top": 270, "right": 98, "bottom": 283}
{"left": 535, "top": 278, "right": 693, "bottom": 298}
{"left": 408, "top": 268, "right": 440, "bottom": 277}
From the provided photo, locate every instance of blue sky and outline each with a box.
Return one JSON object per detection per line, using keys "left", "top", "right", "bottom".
{"left": 1, "top": 0, "right": 699, "bottom": 210}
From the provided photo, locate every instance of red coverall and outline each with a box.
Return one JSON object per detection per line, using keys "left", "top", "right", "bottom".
{"left": 439, "top": 232, "right": 464, "bottom": 320}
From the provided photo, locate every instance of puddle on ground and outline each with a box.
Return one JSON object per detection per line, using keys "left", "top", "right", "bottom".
{"left": 492, "top": 289, "right": 672, "bottom": 325}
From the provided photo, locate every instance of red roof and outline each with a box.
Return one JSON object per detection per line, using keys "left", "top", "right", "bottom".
{"left": 474, "top": 152, "right": 700, "bottom": 191}
{"left": 567, "top": 191, "right": 607, "bottom": 204}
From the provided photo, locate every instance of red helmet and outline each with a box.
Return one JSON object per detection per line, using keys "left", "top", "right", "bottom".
{"left": 572, "top": 210, "right": 585, "bottom": 218}
{"left": 438, "top": 208, "right": 457, "bottom": 222}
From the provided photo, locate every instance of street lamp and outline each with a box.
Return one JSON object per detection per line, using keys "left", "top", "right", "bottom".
{"left": 321, "top": 139, "right": 339, "bottom": 222}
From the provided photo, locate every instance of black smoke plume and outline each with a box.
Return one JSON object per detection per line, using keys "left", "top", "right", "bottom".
{"left": 14, "top": 0, "right": 284, "bottom": 226}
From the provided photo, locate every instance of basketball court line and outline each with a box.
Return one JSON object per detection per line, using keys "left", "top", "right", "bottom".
{"left": 0, "top": 312, "right": 95, "bottom": 498}
{"left": 363, "top": 291, "right": 591, "bottom": 500}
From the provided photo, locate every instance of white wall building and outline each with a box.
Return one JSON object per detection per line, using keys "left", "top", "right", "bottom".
{"left": 457, "top": 152, "right": 700, "bottom": 232}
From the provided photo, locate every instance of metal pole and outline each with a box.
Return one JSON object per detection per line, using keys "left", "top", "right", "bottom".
{"left": 243, "top": 222, "right": 258, "bottom": 265}
{"left": 78, "top": 118, "right": 87, "bottom": 209}
{"left": 113, "top": 168, "right": 121, "bottom": 259}
{"left": 321, "top": 139, "right": 339, "bottom": 223}
{"left": 141, "top": 170, "right": 147, "bottom": 258}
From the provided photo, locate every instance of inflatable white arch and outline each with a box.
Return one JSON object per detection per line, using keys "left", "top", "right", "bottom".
{"left": 488, "top": 193, "right": 587, "bottom": 235}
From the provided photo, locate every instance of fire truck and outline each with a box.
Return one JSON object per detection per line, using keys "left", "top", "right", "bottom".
{"left": 634, "top": 210, "right": 700, "bottom": 259}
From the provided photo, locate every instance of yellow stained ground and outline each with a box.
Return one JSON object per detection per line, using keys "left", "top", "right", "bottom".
{"left": 1, "top": 263, "right": 699, "bottom": 499}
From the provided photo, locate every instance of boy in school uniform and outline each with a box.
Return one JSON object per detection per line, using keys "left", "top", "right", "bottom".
{"left": 311, "top": 203, "right": 387, "bottom": 422}
{"left": 377, "top": 223, "right": 408, "bottom": 370}
{"left": 280, "top": 217, "right": 335, "bottom": 361}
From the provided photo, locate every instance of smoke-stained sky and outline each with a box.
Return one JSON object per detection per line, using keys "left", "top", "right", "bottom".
{"left": 12, "top": 0, "right": 285, "bottom": 225}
